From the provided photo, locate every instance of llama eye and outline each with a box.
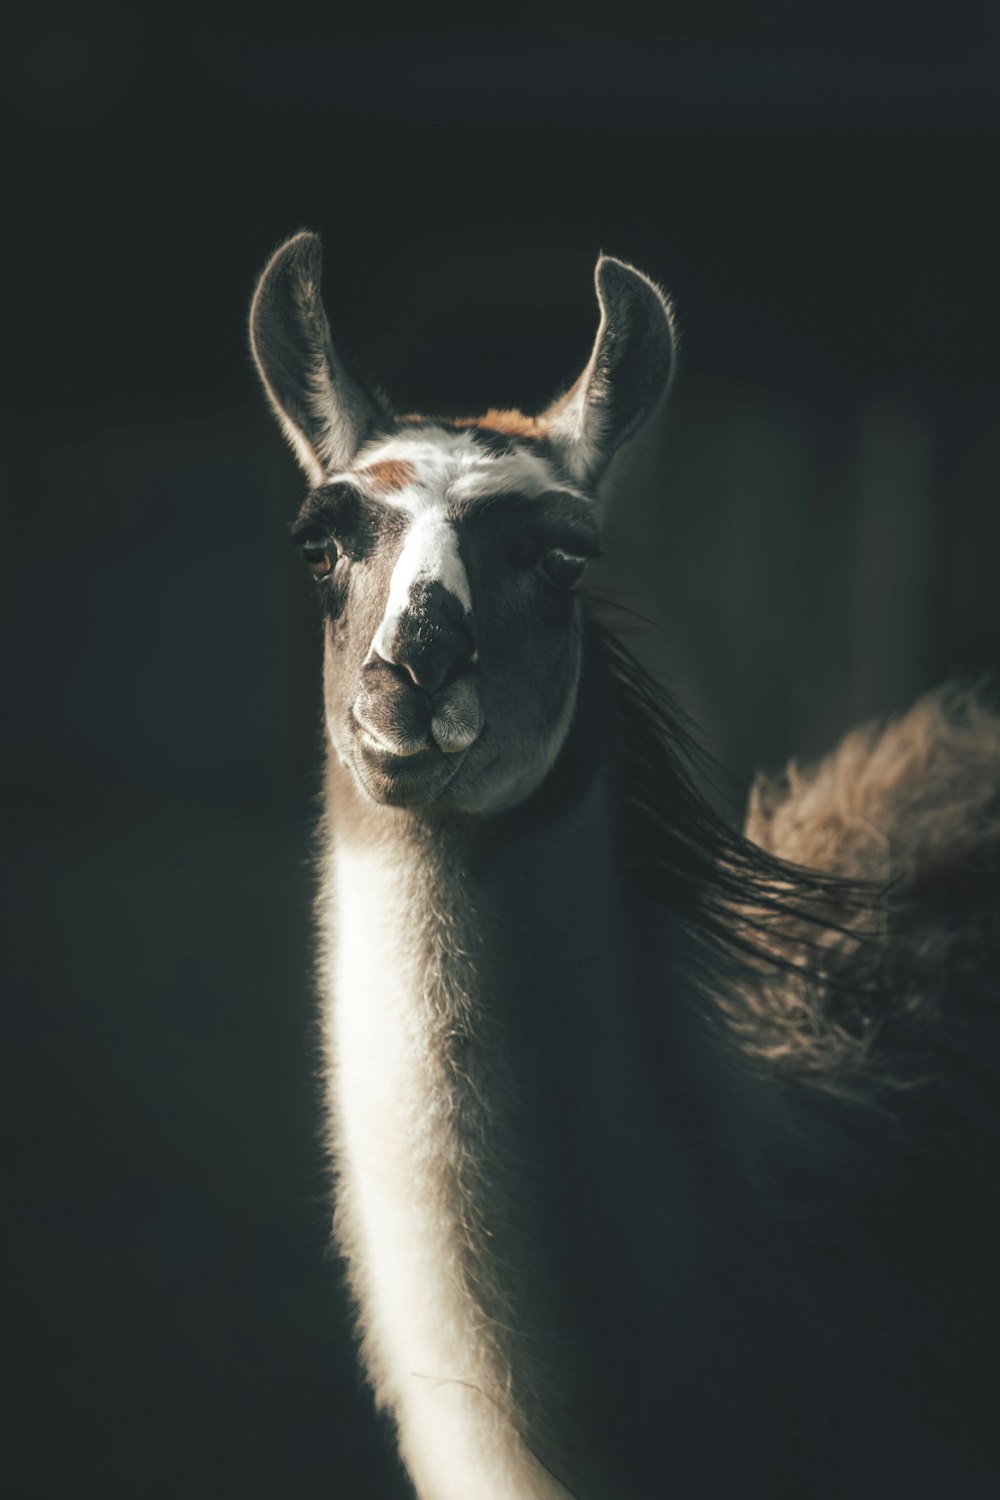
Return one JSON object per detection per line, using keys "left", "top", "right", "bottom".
{"left": 303, "top": 543, "right": 338, "bottom": 579}
{"left": 540, "top": 549, "right": 587, "bottom": 590}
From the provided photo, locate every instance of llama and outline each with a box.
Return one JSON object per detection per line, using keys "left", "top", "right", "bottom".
{"left": 249, "top": 231, "right": 1000, "bottom": 1500}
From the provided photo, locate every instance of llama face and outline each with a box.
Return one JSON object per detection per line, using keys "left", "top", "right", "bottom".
{"left": 250, "top": 230, "right": 678, "bottom": 812}
{"left": 293, "top": 425, "right": 599, "bottom": 810}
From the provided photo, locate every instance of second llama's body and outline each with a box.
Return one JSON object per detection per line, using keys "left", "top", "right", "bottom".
{"left": 250, "top": 233, "right": 1000, "bottom": 1499}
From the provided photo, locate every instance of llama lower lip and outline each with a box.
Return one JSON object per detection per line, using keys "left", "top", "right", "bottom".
{"left": 361, "top": 746, "right": 440, "bottom": 776}
{"left": 352, "top": 710, "right": 477, "bottom": 768}
{"left": 349, "top": 707, "right": 434, "bottom": 761}
{"left": 353, "top": 740, "right": 464, "bottom": 807}
{"left": 357, "top": 728, "right": 433, "bottom": 761}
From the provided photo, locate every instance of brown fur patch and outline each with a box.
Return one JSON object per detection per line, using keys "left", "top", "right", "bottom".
{"left": 746, "top": 683, "right": 1000, "bottom": 886}
{"left": 362, "top": 458, "right": 417, "bottom": 493}
{"left": 453, "top": 409, "right": 550, "bottom": 440}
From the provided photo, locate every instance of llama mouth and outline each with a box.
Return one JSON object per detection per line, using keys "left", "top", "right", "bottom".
{"left": 351, "top": 677, "right": 483, "bottom": 762}
{"left": 355, "top": 723, "right": 435, "bottom": 761}
{"left": 353, "top": 744, "right": 465, "bottom": 806}
{"left": 349, "top": 712, "right": 468, "bottom": 805}
{"left": 351, "top": 703, "right": 481, "bottom": 763}
{"left": 349, "top": 701, "right": 436, "bottom": 759}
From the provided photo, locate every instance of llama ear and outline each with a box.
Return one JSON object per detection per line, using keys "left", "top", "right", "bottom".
{"left": 541, "top": 255, "right": 678, "bottom": 487}
{"left": 249, "top": 231, "right": 390, "bottom": 484}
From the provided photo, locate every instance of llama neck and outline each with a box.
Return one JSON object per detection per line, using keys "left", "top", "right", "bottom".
{"left": 321, "top": 747, "right": 687, "bottom": 1498}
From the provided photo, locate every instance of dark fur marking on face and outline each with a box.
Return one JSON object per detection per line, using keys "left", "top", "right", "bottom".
{"left": 291, "top": 482, "right": 362, "bottom": 541}
{"left": 291, "top": 482, "right": 404, "bottom": 562}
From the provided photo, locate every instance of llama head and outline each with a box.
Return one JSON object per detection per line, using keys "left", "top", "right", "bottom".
{"left": 250, "top": 231, "right": 677, "bottom": 811}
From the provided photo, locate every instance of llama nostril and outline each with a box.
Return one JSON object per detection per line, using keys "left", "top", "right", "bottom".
{"left": 369, "top": 609, "right": 476, "bottom": 695}
{"left": 390, "top": 658, "right": 423, "bottom": 690}
{"left": 364, "top": 650, "right": 424, "bottom": 691}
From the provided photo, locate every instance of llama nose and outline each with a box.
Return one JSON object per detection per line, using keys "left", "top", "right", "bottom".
{"left": 371, "top": 592, "right": 476, "bottom": 694}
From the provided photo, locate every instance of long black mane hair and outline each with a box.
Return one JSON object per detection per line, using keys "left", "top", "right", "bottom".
{"left": 589, "top": 601, "right": 1000, "bottom": 1128}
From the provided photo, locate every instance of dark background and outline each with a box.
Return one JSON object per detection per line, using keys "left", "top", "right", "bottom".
{"left": 6, "top": 4, "right": 999, "bottom": 1496}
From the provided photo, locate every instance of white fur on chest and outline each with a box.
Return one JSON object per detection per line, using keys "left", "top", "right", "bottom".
{"left": 324, "top": 840, "right": 571, "bottom": 1500}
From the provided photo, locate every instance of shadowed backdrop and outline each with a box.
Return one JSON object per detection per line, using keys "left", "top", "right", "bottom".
{"left": 5, "top": 4, "right": 999, "bottom": 1496}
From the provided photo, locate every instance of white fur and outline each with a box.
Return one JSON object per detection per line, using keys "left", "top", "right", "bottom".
{"left": 371, "top": 511, "right": 472, "bottom": 664}
{"left": 330, "top": 427, "right": 587, "bottom": 511}
{"left": 544, "top": 316, "right": 610, "bottom": 487}
{"left": 324, "top": 839, "right": 574, "bottom": 1500}
{"left": 275, "top": 405, "right": 327, "bottom": 487}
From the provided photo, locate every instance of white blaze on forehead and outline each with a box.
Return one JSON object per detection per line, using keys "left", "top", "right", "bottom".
{"left": 371, "top": 510, "right": 472, "bottom": 663}
{"left": 332, "top": 425, "right": 588, "bottom": 511}
{"left": 446, "top": 442, "right": 580, "bottom": 505}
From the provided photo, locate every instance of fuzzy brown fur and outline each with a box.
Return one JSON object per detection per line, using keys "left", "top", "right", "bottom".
{"left": 747, "top": 683, "right": 1000, "bottom": 887}
{"left": 736, "top": 683, "right": 1000, "bottom": 1098}
{"left": 361, "top": 457, "right": 418, "bottom": 492}
{"left": 452, "top": 408, "right": 550, "bottom": 438}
